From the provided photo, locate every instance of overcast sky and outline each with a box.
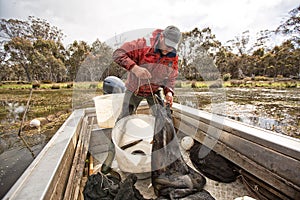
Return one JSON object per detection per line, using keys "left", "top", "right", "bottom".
{"left": 0, "top": 0, "right": 298, "bottom": 46}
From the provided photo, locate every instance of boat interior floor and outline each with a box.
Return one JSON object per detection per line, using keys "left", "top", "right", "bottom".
{"left": 87, "top": 127, "right": 251, "bottom": 200}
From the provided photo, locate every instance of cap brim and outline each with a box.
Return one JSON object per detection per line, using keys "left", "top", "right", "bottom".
{"left": 164, "top": 38, "right": 177, "bottom": 49}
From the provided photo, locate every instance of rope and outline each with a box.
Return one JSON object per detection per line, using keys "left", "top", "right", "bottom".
{"left": 135, "top": 78, "right": 159, "bottom": 105}
{"left": 147, "top": 78, "right": 159, "bottom": 105}
{"left": 238, "top": 172, "right": 269, "bottom": 200}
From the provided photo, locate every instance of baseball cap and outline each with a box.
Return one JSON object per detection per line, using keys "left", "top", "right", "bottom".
{"left": 162, "top": 25, "right": 182, "bottom": 49}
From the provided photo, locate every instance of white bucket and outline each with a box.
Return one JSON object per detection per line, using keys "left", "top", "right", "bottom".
{"left": 112, "top": 114, "right": 155, "bottom": 175}
{"left": 93, "top": 93, "right": 124, "bottom": 128}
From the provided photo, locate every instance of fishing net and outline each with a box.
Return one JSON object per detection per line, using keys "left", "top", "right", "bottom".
{"left": 151, "top": 104, "right": 215, "bottom": 199}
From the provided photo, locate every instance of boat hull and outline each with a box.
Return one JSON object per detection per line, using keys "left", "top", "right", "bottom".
{"left": 4, "top": 104, "right": 300, "bottom": 199}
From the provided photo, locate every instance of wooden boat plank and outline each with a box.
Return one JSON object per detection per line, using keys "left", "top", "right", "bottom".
{"left": 240, "top": 170, "right": 292, "bottom": 200}
{"left": 73, "top": 117, "right": 94, "bottom": 199}
{"left": 64, "top": 116, "right": 89, "bottom": 200}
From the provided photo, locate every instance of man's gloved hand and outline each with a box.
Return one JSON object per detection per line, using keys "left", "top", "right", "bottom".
{"left": 131, "top": 64, "right": 152, "bottom": 79}
{"left": 165, "top": 92, "right": 173, "bottom": 107}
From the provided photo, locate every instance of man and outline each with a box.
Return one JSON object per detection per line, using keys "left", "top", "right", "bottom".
{"left": 113, "top": 25, "right": 182, "bottom": 118}
{"left": 101, "top": 26, "right": 181, "bottom": 174}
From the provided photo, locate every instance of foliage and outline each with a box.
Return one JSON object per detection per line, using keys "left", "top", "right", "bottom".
{"left": 226, "top": 30, "right": 251, "bottom": 56}
{"left": 65, "top": 40, "right": 90, "bottom": 81}
{"left": 1, "top": 16, "right": 66, "bottom": 82}
{"left": 0, "top": 5, "right": 299, "bottom": 82}
{"left": 0, "top": 17, "right": 121, "bottom": 82}
{"left": 276, "top": 5, "right": 300, "bottom": 46}
{"left": 223, "top": 73, "right": 231, "bottom": 81}
{"left": 73, "top": 39, "right": 126, "bottom": 82}
{"left": 178, "top": 27, "right": 222, "bottom": 81}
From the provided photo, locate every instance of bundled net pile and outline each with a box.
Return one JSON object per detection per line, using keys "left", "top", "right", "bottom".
{"left": 83, "top": 172, "right": 148, "bottom": 200}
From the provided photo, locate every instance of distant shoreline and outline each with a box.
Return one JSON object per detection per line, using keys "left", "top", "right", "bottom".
{"left": 1, "top": 78, "right": 299, "bottom": 90}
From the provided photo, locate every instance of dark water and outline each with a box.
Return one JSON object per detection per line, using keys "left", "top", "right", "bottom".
{"left": 0, "top": 87, "right": 299, "bottom": 198}
{"left": 0, "top": 145, "right": 44, "bottom": 198}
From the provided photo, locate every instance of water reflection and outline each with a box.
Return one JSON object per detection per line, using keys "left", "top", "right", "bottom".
{"left": 175, "top": 87, "right": 300, "bottom": 138}
{"left": 203, "top": 101, "right": 283, "bottom": 132}
{"left": 3, "top": 102, "right": 25, "bottom": 123}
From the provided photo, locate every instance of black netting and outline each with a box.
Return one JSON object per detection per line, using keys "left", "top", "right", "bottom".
{"left": 151, "top": 105, "right": 214, "bottom": 199}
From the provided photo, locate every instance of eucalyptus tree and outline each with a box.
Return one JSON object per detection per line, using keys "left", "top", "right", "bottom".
{"left": 178, "top": 27, "right": 222, "bottom": 80}
{"left": 214, "top": 47, "right": 239, "bottom": 78}
{"left": 28, "top": 16, "right": 64, "bottom": 42}
{"left": 89, "top": 39, "right": 116, "bottom": 81}
{"left": 65, "top": 40, "right": 90, "bottom": 81}
{"left": 74, "top": 39, "right": 108, "bottom": 82}
{"left": 1, "top": 16, "right": 65, "bottom": 82}
{"left": 276, "top": 5, "right": 300, "bottom": 46}
{"left": 226, "top": 30, "right": 251, "bottom": 57}
{"left": 272, "top": 40, "right": 298, "bottom": 77}
{"left": 1, "top": 19, "right": 31, "bottom": 81}
{"left": 4, "top": 37, "right": 34, "bottom": 81}
{"left": 73, "top": 39, "right": 126, "bottom": 82}
{"left": 276, "top": 5, "right": 300, "bottom": 78}
{"left": 224, "top": 31, "right": 253, "bottom": 78}
{"left": 0, "top": 19, "right": 31, "bottom": 42}
{"left": 32, "top": 38, "right": 66, "bottom": 82}
{"left": 0, "top": 49, "right": 7, "bottom": 80}
{"left": 253, "top": 30, "right": 273, "bottom": 52}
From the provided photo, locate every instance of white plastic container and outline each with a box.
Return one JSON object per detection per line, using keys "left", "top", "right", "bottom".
{"left": 112, "top": 114, "right": 155, "bottom": 176}
{"left": 93, "top": 94, "right": 124, "bottom": 128}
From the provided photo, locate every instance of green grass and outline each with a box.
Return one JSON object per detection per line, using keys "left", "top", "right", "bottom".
{"left": 0, "top": 83, "right": 32, "bottom": 89}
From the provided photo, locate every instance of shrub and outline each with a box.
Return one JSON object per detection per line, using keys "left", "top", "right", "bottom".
{"left": 209, "top": 81, "right": 222, "bottom": 88}
{"left": 285, "top": 81, "right": 297, "bottom": 88}
{"left": 51, "top": 84, "right": 60, "bottom": 89}
{"left": 277, "top": 75, "right": 283, "bottom": 79}
{"left": 66, "top": 83, "right": 73, "bottom": 88}
{"left": 191, "top": 81, "right": 197, "bottom": 88}
{"left": 223, "top": 73, "right": 231, "bottom": 81}
{"left": 243, "top": 77, "right": 252, "bottom": 82}
{"left": 32, "top": 82, "right": 40, "bottom": 89}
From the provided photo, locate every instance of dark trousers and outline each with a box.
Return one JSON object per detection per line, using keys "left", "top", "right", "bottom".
{"left": 117, "top": 90, "right": 163, "bottom": 121}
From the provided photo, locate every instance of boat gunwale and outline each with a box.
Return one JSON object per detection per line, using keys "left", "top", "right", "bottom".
{"left": 171, "top": 103, "right": 300, "bottom": 160}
